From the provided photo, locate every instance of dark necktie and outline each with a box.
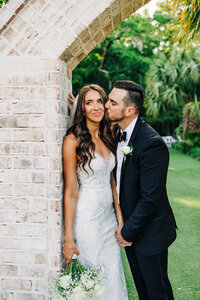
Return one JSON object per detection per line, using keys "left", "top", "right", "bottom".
{"left": 117, "top": 130, "right": 127, "bottom": 142}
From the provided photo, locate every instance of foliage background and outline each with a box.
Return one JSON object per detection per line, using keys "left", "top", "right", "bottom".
{"left": 72, "top": 1, "right": 200, "bottom": 143}
{"left": 0, "top": 0, "right": 8, "bottom": 8}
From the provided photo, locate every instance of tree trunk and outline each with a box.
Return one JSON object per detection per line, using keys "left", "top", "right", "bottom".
{"left": 183, "top": 110, "right": 199, "bottom": 138}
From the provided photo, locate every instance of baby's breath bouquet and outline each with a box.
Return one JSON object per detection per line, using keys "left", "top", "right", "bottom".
{"left": 49, "top": 255, "right": 106, "bottom": 300}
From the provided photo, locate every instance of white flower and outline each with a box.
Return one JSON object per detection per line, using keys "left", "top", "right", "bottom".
{"left": 81, "top": 273, "right": 95, "bottom": 289}
{"left": 81, "top": 273, "right": 89, "bottom": 284}
{"left": 121, "top": 145, "right": 133, "bottom": 155}
{"left": 71, "top": 286, "right": 86, "bottom": 299}
{"left": 86, "top": 279, "right": 95, "bottom": 289}
{"left": 153, "top": 47, "right": 158, "bottom": 54}
{"left": 59, "top": 275, "right": 72, "bottom": 289}
{"left": 93, "top": 283, "right": 105, "bottom": 298}
{"left": 151, "top": 20, "right": 157, "bottom": 26}
{"left": 121, "top": 146, "right": 134, "bottom": 162}
{"left": 98, "top": 264, "right": 105, "bottom": 277}
{"left": 55, "top": 295, "right": 65, "bottom": 300}
{"left": 50, "top": 291, "right": 66, "bottom": 300}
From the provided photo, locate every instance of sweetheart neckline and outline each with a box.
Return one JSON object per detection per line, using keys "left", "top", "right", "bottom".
{"left": 95, "top": 151, "right": 113, "bottom": 162}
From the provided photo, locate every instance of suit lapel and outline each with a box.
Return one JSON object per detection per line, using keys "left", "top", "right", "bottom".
{"left": 119, "top": 116, "right": 144, "bottom": 196}
{"left": 128, "top": 115, "right": 144, "bottom": 146}
{"left": 113, "top": 123, "right": 120, "bottom": 152}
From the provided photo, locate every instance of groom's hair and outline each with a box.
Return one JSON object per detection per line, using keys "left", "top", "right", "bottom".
{"left": 113, "top": 80, "right": 144, "bottom": 113}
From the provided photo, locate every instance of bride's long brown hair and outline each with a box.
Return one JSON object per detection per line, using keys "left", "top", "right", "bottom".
{"left": 67, "top": 84, "right": 115, "bottom": 173}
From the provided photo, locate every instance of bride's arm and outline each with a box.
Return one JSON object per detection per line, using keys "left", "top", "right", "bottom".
{"left": 62, "top": 135, "right": 80, "bottom": 264}
{"left": 110, "top": 172, "right": 124, "bottom": 227}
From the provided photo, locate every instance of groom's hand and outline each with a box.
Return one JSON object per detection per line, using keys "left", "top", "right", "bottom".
{"left": 68, "top": 92, "right": 75, "bottom": 114}
{"left": 115, "top": 227, "right": 132, "bottom": 247}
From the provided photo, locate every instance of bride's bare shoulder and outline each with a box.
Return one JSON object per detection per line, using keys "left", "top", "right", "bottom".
{"left": 63, "top": 134, "right": 78, "bottom": 151}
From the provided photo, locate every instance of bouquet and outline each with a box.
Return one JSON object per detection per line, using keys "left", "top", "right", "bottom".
{"left": 49, "top": 255, "right": 106, "bottom": 300}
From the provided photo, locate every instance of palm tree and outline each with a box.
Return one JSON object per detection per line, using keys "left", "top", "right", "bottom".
{"left": 145, "top": 48, "right": 200, "bottom": 137}
{"left": 183, "top": 95, "right": 200, "bottom": 134}
{"left": 145, "top": 52, "right": 182, "bottom": 117}
{"left": 166, "top": 0, "right": 200, "bottom": 43}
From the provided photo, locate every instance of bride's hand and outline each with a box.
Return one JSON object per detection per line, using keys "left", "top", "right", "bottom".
{"left": 115, "top": 224, "right": 132, "bottom": 248}
{"left": 63, "top": 239, "right": 80, "bottom": 264}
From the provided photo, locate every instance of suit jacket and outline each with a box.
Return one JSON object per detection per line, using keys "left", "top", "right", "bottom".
{"left": 115, "top": 116, "right": 177, "bottom": 256}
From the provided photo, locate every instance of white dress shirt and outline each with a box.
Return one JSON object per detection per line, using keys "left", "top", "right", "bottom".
{"left": 116, "top": 117, "right": 138, "bottom": 201}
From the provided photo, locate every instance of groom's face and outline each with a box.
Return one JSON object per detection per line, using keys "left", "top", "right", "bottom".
{"left": 105, "top": 88, "right": 127, "bottom": 121}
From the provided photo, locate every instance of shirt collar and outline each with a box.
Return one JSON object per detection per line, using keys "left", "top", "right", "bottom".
{"left": 123, "top": 116, "right": 138, "bottom": 142}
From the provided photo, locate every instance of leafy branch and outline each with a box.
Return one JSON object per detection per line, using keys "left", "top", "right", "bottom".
{"left": 0, "top": 0, "right": 8, "bottom": 9}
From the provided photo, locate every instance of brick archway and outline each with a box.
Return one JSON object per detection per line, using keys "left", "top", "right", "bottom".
{"left": 0, "top": 0, "right": 150, "bottom": 298}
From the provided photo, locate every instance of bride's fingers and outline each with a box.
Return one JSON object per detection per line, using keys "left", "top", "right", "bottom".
{"left": 66, "top": 253, "right": 73, "bottom": 264}
{"left": 66, "top": 257, "right": 72, "bottom": 265}
{"left": 68, "top": 92, "right": 75, "bottom": 103}
{"left": 74, "top": 248, "right": 80, "bottom": 256}
{"left": 116, "top": 239, "right": 132, "bottom": 247}
{"left": 124, "top": 242, "right": 132, "bottom": 247}
{"left": 121, "top": 243, "right": 129, "bottom": 247}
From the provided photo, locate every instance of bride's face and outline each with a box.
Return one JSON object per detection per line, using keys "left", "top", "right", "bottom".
{"left": 84, "top": 90, "right": 105, "bottom": 123}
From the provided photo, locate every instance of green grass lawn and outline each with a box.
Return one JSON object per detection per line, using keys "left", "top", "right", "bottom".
{"left": 122, "top": 149, "right": 200, "bottom": 299}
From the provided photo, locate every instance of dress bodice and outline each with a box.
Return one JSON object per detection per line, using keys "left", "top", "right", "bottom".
{"left": 77, "top": 152, "right": 115, "bottom": 190}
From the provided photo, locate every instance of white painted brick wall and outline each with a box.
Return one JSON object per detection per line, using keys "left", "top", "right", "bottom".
{"left": 0, "top": 57, "right": 66, "bottom": 299}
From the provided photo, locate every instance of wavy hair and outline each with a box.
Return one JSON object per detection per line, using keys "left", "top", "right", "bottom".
{"left": 67, "top": 84, "right": 115, "bottom": 173}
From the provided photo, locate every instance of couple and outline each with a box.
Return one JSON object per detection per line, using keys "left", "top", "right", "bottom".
{"left": 62, "top": 80, "right": 177, "bottom": 300}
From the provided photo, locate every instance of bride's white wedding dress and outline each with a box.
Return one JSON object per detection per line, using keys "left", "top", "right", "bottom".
{"left": 74, "top": 152, "right": 128, "bottom": 299}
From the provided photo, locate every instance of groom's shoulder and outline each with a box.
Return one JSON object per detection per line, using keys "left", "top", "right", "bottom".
{"left": 138, "top": 120, "right": 165, "bottom": 147}
{"left": 138, "top": 119, "right": 159, "bottom": 137}
{"left": 142, "top": 121, "right": 160, "bottom": 136}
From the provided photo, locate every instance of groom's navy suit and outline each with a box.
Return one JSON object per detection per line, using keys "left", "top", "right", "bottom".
{"left": 115, "top": 116, "right": 177, "bottom": 300}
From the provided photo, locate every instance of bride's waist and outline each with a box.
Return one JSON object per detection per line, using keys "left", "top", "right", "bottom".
{"left": 78, "top": 183, "right": 111, "bottom": 190}
{"left": 75, "top": 201, "right": 115, "bottom": 219}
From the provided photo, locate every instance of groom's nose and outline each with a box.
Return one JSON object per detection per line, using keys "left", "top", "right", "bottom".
{"left": 105, "top": 100, "right": 109, "bottom": 108}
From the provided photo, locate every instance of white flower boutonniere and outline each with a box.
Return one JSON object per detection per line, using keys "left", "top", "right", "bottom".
{"left": 121, "top": 145, "right": 134, "bottom": 162}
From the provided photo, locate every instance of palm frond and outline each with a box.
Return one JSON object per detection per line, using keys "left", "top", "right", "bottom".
{"left": 167, "top": 0, "right": 200, "bottom": 44}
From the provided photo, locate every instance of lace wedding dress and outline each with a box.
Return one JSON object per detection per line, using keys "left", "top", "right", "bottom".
{"left": 74, "top": 152, "right": 128, "bottom": 300}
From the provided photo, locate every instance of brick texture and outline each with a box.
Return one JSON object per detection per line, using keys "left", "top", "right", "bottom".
{"left": 0, "top": 0, "right": 150, "bottom": 298}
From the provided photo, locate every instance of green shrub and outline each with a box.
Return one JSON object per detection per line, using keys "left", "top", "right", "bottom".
{"left": 175, "top": 123, "right": 183, "bottom": 138}
{"left": 188, "top": 147, "right": 200, "bottom": 160}
{"left": 173, "top": 131, "right": 200, "bottom": 161}
{"left": 173, "top": 142, "right": 192, "bottom": 153}
{"left": 185, "top": 131, "right": 200, "bottom": 147}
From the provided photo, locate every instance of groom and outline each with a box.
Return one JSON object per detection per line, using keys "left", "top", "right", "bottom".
{"left": 68, "top": 80, "right": 177, "bottom": 300}
{"left": 106, "top": 80, "right": 177, "bottom": 300}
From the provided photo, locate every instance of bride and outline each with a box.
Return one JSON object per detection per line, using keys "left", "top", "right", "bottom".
{"left": 62, "top": 84, "right": 129, "bottom": 299}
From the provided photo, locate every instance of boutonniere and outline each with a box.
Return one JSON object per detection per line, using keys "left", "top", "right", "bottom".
{"left": 121, "top": 146, "right": 134, "bottom": 162}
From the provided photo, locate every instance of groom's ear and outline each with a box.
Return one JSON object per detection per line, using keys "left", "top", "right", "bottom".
{"left": 125, "top": 106, "right": 136, "bottom": 117}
